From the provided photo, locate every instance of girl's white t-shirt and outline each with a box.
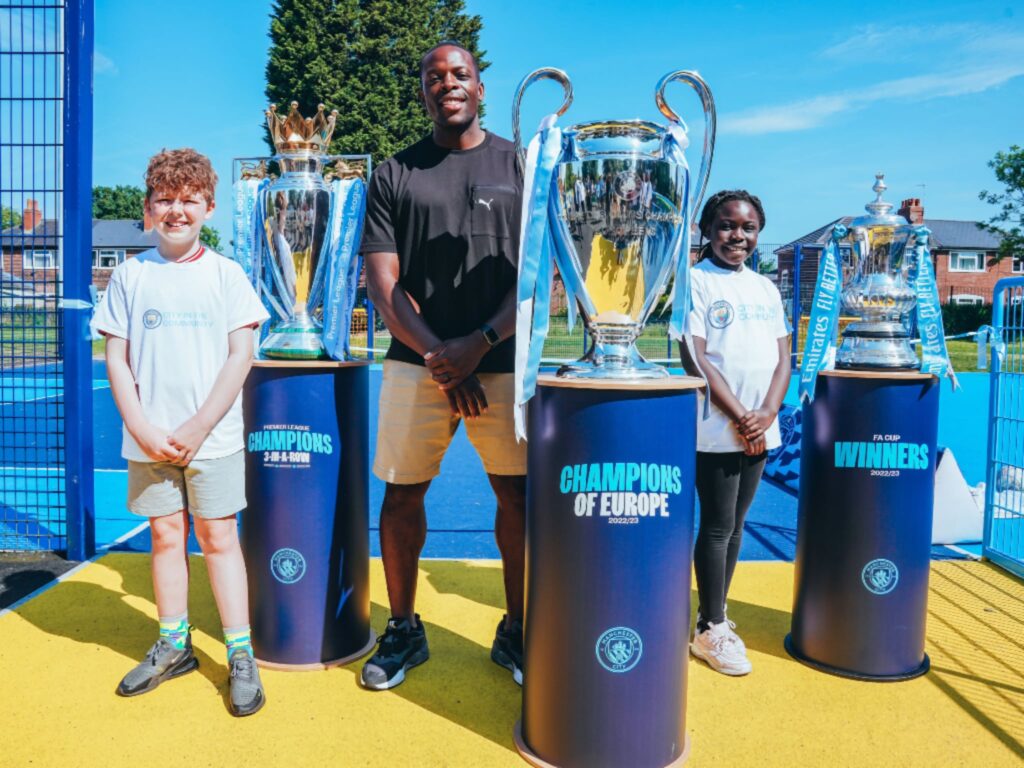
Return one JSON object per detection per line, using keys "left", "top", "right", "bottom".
{"left": 90, "top": 248, "right": 269, "bottom": 462}
{"left": 688, "top": 259, "right": 790, "bottom": 453}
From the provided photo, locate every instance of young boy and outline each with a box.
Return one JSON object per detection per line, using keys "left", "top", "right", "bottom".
{"left": 91, "top": 148, "right": 270, "bottom": 716}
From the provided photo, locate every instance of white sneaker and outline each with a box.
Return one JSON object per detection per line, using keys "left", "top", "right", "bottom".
{"left": 690, "top": 620, "right": 752, "bottom": 676}
{"left": 696, "top": 610, "right": 747, "bottom": 654}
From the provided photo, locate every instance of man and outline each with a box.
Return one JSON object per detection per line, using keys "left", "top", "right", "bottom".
{"left": 359, "top": 41, "right": 526, "bottom": 690}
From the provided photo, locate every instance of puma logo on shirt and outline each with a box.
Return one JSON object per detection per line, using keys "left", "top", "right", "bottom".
{"left": 477, "top": 198, "right": 493, "bottom": 210}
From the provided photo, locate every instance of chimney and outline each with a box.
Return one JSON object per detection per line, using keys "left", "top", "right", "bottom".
{"left": 898, "top": 197, "right": 924, "bottom": 225}
{"left": 22, "top": 199, "right": 42, "bottom": 230}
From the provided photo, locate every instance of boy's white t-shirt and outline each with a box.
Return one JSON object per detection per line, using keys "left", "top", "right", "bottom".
{"left": 90, "top": 248, "right": 269, "bottom": 462}
{"left": 688, "top": 259, "right": 790, "bottom": 453}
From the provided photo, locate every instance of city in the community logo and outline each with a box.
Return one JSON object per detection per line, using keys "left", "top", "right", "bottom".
{"left": 596, "top": 626, "right": 643, "bottom": 673}
{"left": 143, "top": 309, "right": 163, "bottom": 329}
{"left": 707, "top": 300, "right": 734, "bottom": 329}
{"left": 271, "top": 547, "right": 306, "bottom": 585}
{"left": 861, "top": 558, "right": 899, "bottom": 595}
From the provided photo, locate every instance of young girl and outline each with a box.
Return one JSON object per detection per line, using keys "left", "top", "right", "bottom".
{"left": 680, "top": 190, "right": 791, "bottom": 675}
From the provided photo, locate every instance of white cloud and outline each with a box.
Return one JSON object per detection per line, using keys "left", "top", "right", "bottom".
{"left": 94, "top": 51, "right": 117, "bottom": 75}
{"left": 722, "top": 23, "right": 1024, "bottom": 135}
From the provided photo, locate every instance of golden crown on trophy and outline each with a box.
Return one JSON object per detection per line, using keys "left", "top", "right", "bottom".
{"left": 266, "top": 101, "right": 338, "bottom": 154}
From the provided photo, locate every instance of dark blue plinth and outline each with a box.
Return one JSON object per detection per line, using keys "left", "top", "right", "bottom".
{"left": 787, "top": 372, "right": 939, "bottom": 680}
{"left": 517, "top": 378, "right": 700, "bottom": 768}
{"left": 241, "top": 361, "right": 373, "bottom": 668}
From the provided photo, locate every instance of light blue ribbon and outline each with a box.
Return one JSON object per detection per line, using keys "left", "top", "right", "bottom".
{"left": 976, "top": 324, "right": 1004, "bottom": 370}
{"left": 232, "top": 178, "right": 264, "bottom": 280}
{"left": 908, "top": 226, "right": 958, "bottom": 387}
{"left": 514, "top": 114, "right": 563, "bottom": 441}
{"left": 665, "top": 124, "right": 692, "bottom": 342}
{"left": 321, "top": 177, "right": 366, "bottom": 360}
{"left": 798, "top": 224, "right": 846, "bottom": 402}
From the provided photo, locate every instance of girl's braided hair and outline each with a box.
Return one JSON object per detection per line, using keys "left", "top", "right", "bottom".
{"left": 695, "top": 189, "right": 766, "bottom": 262}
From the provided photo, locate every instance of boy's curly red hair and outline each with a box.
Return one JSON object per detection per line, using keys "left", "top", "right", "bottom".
{"left": 144, "top": 148, "right": 218, "bottom": 202}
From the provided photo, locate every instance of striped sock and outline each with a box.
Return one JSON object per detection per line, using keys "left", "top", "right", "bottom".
{"left": 223, "top": 625, "right": 253, "bottom": 662}
{"left": 158, "top": 613, "right": 189, "bottom": 650}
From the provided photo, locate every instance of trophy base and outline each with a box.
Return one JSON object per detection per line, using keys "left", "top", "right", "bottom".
{"left": 835, "top": 323, "right": 918, "bottom": 370}
{"left": 261, "top": 318, "right": 327, "bottom": 360}
{"left": 557, "top": 340, "right": 669, "bottom": 380}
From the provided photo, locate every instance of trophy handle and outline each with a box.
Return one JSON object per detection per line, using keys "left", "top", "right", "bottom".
{"left": 655, "top": 70, "right": 716, "bottom": 217}
{"left": 512, "top": 68, "right": 573, "bottom": 173}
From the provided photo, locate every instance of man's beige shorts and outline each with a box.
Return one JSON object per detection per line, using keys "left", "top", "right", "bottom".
{"left": 373, "top": 360, "right": 527, "bottom": 484}
{"left": 127, "top": 449, "right": 246, "bottom": 519}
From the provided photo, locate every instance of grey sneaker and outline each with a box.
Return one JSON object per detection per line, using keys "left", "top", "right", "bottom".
{"left": 228, "top": 648, "right": 265, "bottom": 716}
{"left": 361, "top": 615, "right": 429, "bottom": 690}
{"left": 116, "top": 635, "right": 199, "bottom": 697}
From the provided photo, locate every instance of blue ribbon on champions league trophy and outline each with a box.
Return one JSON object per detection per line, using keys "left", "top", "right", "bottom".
{"left": 511, "top": 68, "right": 716, "bottom": 440}
{"left": 231, "top": 102, "right": 368, "bottom": 360}
{"left": 799, "top": 173, "right": 957, "bottom": 401}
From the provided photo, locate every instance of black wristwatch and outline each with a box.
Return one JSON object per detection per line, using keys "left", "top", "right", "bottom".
{"left": 479, "top": 323, "right": 501, "bottom": 347}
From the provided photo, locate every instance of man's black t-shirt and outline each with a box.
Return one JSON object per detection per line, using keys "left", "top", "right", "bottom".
{"left": 360, "top": 132, "right": 522, "bottom": 373}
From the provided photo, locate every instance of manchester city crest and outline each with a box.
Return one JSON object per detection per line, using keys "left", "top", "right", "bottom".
{"left": 595, "top": 626, "right": 643, "bottom": 673}
{"left": 271, "top": 547, "right": 307, "bottom": 585}
{"left": 861, "top": 558, "right": 899, "bottom": 595}
{"left": 707, "top": 300, "right": 734, "bottom": 329}
{"left": 142, "top": 309, "right": 163, "bottom": 329}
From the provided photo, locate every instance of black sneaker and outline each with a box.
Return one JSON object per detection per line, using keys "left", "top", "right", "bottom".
{"left": 491, "top": 615, "right": 523, "bottom": 685}
{"left": 116, "top": 634, "right": 199, "bottom": 697}
{"left": 360, "top": 615, "right": 429, "bottom": 690}
{"left": 228, "top": 648, "right": 266, "bottom": 717}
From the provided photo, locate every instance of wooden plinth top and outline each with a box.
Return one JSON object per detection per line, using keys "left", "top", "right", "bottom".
{"left": 537, "top": 373, "right": 704, "bottom": 391}
{"left": 820, "top": 369, "right": 936, "bottom": 381}
{"left": 252, "top": 359, "right": 371, "bottom": 369}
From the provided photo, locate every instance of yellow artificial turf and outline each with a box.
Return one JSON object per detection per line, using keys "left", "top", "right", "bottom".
{"left": 0, "top": 556, "right": 1021, "bottom": 767}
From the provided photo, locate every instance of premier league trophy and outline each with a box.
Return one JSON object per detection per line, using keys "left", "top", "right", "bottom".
{"left": 232, "top": 102, "right": 368, "bottom": 360}
{"left": 513, "top": 68, "right": 715, "bottom": 381}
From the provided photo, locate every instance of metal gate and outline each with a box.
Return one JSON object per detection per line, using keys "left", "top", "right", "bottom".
{"left": 0, "top": 0, "right": 93, "bottom": 559}
{"left": 983, "top": 276, "right": 1024, "bottom": 579}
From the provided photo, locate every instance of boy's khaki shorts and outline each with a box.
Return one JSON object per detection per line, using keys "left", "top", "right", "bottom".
{"left": 127, "top": 449, "right": 246, "bottom": 519}
{"left": 373, "top": 360, "right": 527, "bottom": 484}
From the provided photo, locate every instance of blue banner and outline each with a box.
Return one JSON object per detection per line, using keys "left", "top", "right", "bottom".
{"left": 798, "top": 225, "right": 846, "bottom": 402}
{"left": 908, "top": 226, "right": 957, "bottom": 387}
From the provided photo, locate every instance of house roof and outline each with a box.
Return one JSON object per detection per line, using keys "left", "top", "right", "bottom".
{"left": 0, "top": 218, "right": 158, "bottom": 250}
{"left": 776, "top": 216, "right": 1002, "bottom": 254}
{"left": 92, "top": 219, "right": 157, "bottom": 249}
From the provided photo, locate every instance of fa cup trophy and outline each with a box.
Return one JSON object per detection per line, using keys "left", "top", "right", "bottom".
{"left": 835, "top": 174, "right": 921, "bottom": 369}
{"left": 513, "top": 68, "right": 716, "bottom": 381}
{"left": 232, "top": 102, "right": 368, "bottom": 360}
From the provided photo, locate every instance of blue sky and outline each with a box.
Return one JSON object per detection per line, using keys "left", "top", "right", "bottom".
{"left": 92, "top": 0, "right": 1024, "bottom": 246}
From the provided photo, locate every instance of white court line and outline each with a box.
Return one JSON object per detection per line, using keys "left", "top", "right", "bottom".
{"left": 0, "top": 467, "right": 127, "bottom": 473}
{"left": 943, "top": 543, "right": 982, "bottom": 560}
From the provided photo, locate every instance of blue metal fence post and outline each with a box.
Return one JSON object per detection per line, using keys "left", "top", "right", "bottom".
{"left": 791, "top": 243, "right": 803, "bottom": 370}
{"left": 63, "top": 0, "right": 95, "bottom": 560}
{"left": 366, "top": 298, "right": 375, "bottom": 361}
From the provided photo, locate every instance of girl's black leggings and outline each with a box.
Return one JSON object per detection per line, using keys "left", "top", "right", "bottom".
{"left": 693, "top": 450, "right": 766, "bottom": 629}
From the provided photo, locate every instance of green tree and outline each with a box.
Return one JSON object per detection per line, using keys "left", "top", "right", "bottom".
{"left": 92, "top": 184, "right": 145, "bottom": 219}
{"left": 265, "top": 0, "right": 487, "bottom": 165}
{"left": 92, "top": 184, "right": 221, "bottom": 250}
{"left": 1, "top": 206, "right": 20, "bottom": 229}
{"left": 979, "top": 145, "right": 1024, "bottom": 264}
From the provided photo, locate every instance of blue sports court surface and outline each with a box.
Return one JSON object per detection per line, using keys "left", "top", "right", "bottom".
{"left": 1, "top": 361, "right": 991, "bottom": 561}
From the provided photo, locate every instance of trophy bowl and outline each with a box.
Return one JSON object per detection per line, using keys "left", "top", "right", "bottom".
{"left": 835, "top": 174, "right": 919, "bottom": 370}
{"left": 514, "top": 69, "right": 716, "bottom": 379}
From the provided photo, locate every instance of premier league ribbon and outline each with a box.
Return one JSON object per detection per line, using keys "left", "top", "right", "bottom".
{"left": 514, "top": 113, "right": 563, "bottom": 441}
{"left": 908, "top": 225, "right": 958, "bottom": 388}
{"left": 232, "top": 177, "right": 265, "bottom": 280}
{"left": 798, "top": 224, "right": 846, "bottom": 402}
{"left": 321, "top": 177, "right": 366, "bottom": 361}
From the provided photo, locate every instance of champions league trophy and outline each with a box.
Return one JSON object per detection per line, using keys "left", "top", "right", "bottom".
{"left": 513, "top": 68, "right": 716, "bottom": 381}
{"left": 232, "top": 102, "right": 368, "bottom": 360}
{"left": 835, "top": 174, "right": 921, "bottom": 369}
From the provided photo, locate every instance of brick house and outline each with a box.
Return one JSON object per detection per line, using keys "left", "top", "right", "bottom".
{"left": 775, "top": 199, "right": 1006, "bottom": 307}
{"left": 0, "top": 199, "right": 156, "bottom": 304}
